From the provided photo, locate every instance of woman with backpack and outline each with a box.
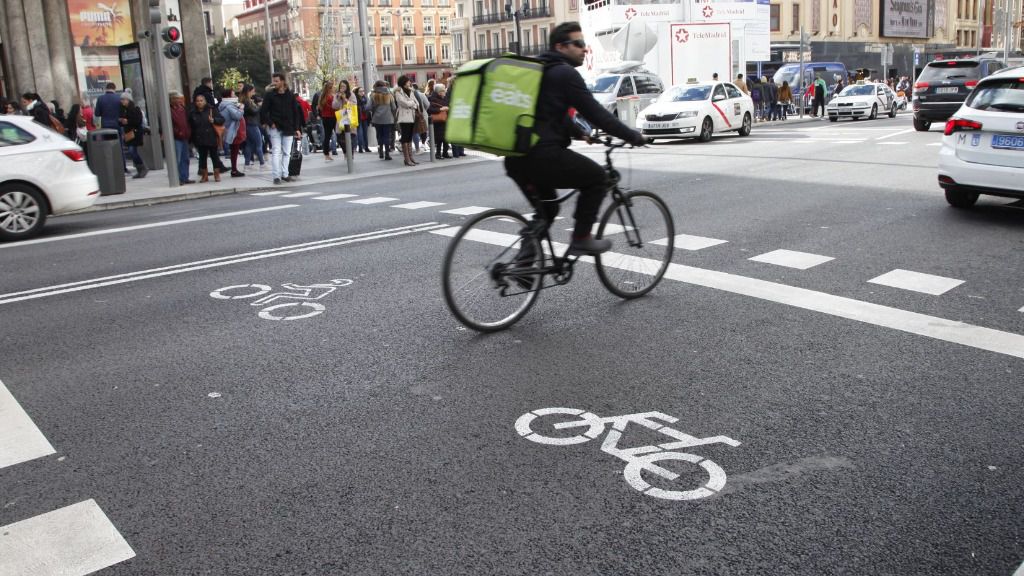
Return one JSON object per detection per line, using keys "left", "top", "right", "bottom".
{"left": 370, "top": 80, "right": 397, "bottom": 161}
{"left": 188, "top": 93, "right": 226, "bottom": 182}
{"left": 394, "top": 75, "right": 419, "bottom": 166}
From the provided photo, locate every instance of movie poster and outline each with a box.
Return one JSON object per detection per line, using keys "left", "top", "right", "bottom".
{"left": 67, "top": 0, "right": 135, "bottom": 47}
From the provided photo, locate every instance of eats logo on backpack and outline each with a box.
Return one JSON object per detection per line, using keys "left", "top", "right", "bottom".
{"left": 446, "top": 55, "right": 545, "bottom": 157}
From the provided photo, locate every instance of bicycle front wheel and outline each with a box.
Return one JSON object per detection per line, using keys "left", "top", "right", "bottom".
{"left": 595, "top": 191, "right": 674, "bottom": 299}
{"left": 441, "top": 209, "right": 543, "bottom": 332}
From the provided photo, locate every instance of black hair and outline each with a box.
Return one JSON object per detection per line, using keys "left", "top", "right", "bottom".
{"left": 549, "top": 22, "right": 582, "bottom": 50}
{"left": 272, "top": 73, "right": 287, "bottom": 83}
{"left": 221, "top": 88, "right": 233, "bottom": 98}
{"left": 397, "top": 75, "right": 410, "bottom": 88}
{"left": 105, "top": 82, "right": 116, "bottom": 90}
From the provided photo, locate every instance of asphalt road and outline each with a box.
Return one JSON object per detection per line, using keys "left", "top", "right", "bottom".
{"left": 1, "top": 114, "right": 1022, "bottom": 575}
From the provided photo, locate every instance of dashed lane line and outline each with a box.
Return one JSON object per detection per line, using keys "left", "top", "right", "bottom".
{"left": 431, "top": 227, "right": 1024, "bottom": 360}
{"left": 279, "top": 192, "right": 322, "bottom": 198}
{"left": 392, "top": 201, "right": 447, "bottom": 210}
{"left": 0, "top": 222, "right": 448, "bottom": 306}
{"left": 0, "top": 205, "right": 299, "bottom": 250}
{"left": 875, "top": 128, "right": 916, "bottom": 141}
{"left": 0, "top": 378, "right": 55, "bottom": 469}
{"left": 0, "top": 499, "right": 136, "bottom": 576}
{"left": 348, "top": 196, "right": 399, "bottom": 204}
{"left": 868, "top": 269, "right": 965, "bottom": 296}
{"left": 749, "top": 249, "right": 834, "bottom": 270}
{"left": 311, "top": 193, "right": 359, "bottom": 200}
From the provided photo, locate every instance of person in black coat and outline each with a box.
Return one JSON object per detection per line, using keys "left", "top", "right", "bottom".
{"left": 188, "top": 93, "right": 226, "bottom": 182}
{"left": 20, "top": 93, "right": 53, "bottom": 129}
{"left": 119, "top": 93, "right": 147, "bottom": 178}
{"left": 192, "top": 77, "right": 219, "bottom": 109}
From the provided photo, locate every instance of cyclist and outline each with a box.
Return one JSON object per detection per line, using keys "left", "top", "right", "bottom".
{"left": 505, "top": 22, "right": 647, "bottom": 256}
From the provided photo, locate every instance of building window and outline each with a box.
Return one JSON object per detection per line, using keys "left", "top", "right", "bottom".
{"left": 426, "top": 43, "right": 435, "bottom": 62}
{"left": 382, "top": 44, "right": 394, "bottom": 63}
{"left": 423, "top": 14, "right": 434, "bottom": 34}
{"left": 367, "top": 18, "right": 374, "bottom": 34}
{"left": 792, "top": 3, "right": 800, "bottom": 32}
{"left": 479, "top": 33, "right": 487, "bottom": 49}
{"left": 440, "top": 15, "right": 449, "bottom": 33}
{"left": 402, "top": 14, "right": 413, "bottom": 34}
{"left": 493, "top": 31, "right": 500, "bottom": 49}
{"left": 770, "top": 4, "right": 780, "bottom": 32}
{"left": 441, "top": 43, "right": 451, "bottom": 61}
{"left": 404, "top": 43, "right": 415, "bottom": 62}
{"left": 380, "top": 16, "right": 391, "bottom": 34}
{"left": 204, "top": 11, "right": 214, "bottom": 34}
{"left": 423, "top": 0, "right": 433, "bottom": 6}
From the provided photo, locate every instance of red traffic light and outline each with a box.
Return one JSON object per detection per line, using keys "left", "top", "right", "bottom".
{"left": 161, "top": 25, "right": 181, "bottom": 42}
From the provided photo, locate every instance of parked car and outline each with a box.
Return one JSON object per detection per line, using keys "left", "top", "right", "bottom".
{"left": 936, "top": 65, "right": 1024, "bottom": 208}
{"left": 636, "top": 80, "right": 753, "bottom": 142}
{"left": 0, "top": 115, "right": 99, "bottom": 241}
{"left": 913, "top": 56, "right": 1007, "bottom": 131}
{"left": 587, "top": 68, "right": 664, "bottom": 121}
{"left": 826, "top": 82, "right": 899, "bottom": 121}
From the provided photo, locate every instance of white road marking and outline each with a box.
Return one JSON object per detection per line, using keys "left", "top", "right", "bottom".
{"left": 654, "top": 234, "right": 728, "bottom": 251}
{"left": 1013, "top": 559, "right": 1024, "bottom": 576}
{"left": 349, "top": 196, "right": 398, "bottom": 204}
{"left": 0, "top": 205, "right": 299, "bottom": 250}
{"left": 432, "top": 227, "right": 1024, "bottom": 359}
{"left": 249, "top": 191, "right": 288, "bottom": 196}
{"left": 868, "top": 269, "right": 965, "bottom": 296}
{"left": 280, "top": 192, "right": 322, "bottom": 198}
{"left": 749, "top": 249, "right": 835, "bottom": 270}
{"left": 311, "top": 193, "right": 358, "bottom": 200}
{"left": 878, "top": 141, "right": 908, "bottom": 145}
{"left": 441, "top": 206, "right": 492, "bottom": 215}
{"left": 570, "top": 224, "right": 634, "bottom": 236}
{"left": 927, "top": 142, "right": 943, "bottom": 147}
{"left": 0, "top": 499, "right": 135, "bottom": 576}
{"left": 875, "top": 128, "right": 916, "bottom": 141}
{"left": 392, "top": 201, "right": 446, "bottom": 210}
{"left": 1020, "top": 305, "right": 1024, "bottom": 313}
{"left": 0, "top": 223, "right": 448, "bottom": 305}
{"left": 0, "top": 378, "right": 55, "bottom": 469}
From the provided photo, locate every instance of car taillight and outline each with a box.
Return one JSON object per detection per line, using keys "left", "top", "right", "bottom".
{"left": 61, "top": 149, "right": 86, "bottom": 161}
{"left": 914, "top": 82, "right": 929, "bottom": 90}
{"left": 944, "top": 117, "right": 983, "bottom": 136}
{"left": 965, "top": 80, "right": 978, "bottom": 88}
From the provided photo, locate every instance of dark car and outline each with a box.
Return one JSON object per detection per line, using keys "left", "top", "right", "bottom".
{"left": 912, "top": 57, "right": 1007, "bottom": 131}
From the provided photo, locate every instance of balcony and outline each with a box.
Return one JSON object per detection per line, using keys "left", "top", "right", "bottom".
{"left": 450, "top": 16, "right": 468, "bottom": 30}
{"left": 379, "top": 29, "right": 394, "bottom": 35}
{"left": 471, "top": 5, "right": 549, "bottom": 26}
{"left": 471, "top": 42, "right": 545, "bottom": 59}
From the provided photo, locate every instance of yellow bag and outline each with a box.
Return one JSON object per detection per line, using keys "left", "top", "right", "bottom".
{"left": 335, "top": 103, "right": 358, "bottom": 130}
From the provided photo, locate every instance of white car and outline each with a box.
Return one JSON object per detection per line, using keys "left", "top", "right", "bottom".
{"left": 0, "top": 115, "right": 98, "bottom": 241}
{"left": 937, "top": 65, "right": 1024, "bottom": 208}
{"left": 826, "top": 82, "right": 899, "bottom": 121}
{"left": 636, "top": 81, "right": 753, "bottom": 142}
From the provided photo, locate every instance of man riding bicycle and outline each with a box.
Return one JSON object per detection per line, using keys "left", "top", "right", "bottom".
{"left": 505, "top": 22, "right": 647, "bottom": 256}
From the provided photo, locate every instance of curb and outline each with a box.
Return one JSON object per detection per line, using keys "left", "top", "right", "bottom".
{"left": 64, "top": 154, "right": 491, "bottom": 215}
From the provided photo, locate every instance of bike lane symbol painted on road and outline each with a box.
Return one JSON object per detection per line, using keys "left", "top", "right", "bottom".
{"left": 515, "top": 408, "right": 740, "bottom": 501}
{"left": 210, "top": 279, "right": 354, "bottom": 321}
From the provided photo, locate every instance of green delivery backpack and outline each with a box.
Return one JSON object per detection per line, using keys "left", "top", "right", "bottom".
{"left": 446, "top": 55, "right": 545, "bottom": 156}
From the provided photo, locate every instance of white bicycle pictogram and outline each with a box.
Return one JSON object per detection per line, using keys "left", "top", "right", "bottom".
{"left": 515, "top": 408, "right": 740, "bottom": 501}
{"left": 210, "top": 279, "right": 353, "bottom": 321}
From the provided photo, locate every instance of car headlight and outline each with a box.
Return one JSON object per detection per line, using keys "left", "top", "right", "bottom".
{"left": 676, "top": 111, "right": 698, "bottom": 118}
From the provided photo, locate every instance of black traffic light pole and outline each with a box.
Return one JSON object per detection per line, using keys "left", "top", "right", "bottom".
{"left": 149, "top": 0, "right": 179, "bottom": 187}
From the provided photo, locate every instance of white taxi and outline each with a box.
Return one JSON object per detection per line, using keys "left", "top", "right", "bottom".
{"left": 826, "top": 82, "right": 898, "bottom": 121}
{"left": 937, "top": 66, "right": 1024, "bottom": 208}
{"left": 636, "top": 80, "right": 753, "bottom": 142}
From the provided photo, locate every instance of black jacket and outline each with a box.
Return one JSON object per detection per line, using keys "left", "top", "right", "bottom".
{"left": 121, "top": 103, "right": 144, "bottom": 147}
{"left": 192, "top": 84, "right": 218, "bottom": 108}
{"left": 534, "top": 51, "right": 641, "bottom": 147}
{"left": 188, "top": 106, "right": 224, "bottom": 148}
{"left": 260, "top": 88, "right": 302, "bottom": 133}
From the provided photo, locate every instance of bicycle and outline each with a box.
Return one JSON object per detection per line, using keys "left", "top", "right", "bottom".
{"left": 441, "top": 139, "right": 675, "bottom": 332}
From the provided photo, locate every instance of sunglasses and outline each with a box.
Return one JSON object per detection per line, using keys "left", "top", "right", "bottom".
{"left": 560, "top": 39, "right": 587, "bottom": 49}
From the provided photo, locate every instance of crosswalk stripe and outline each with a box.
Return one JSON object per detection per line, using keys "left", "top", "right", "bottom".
{"left": 653, "top": 234, "right": 728, "bottom": 250}
{"left": 430, "top": 226, "right": 1024, "bottom": 359}
{"left": 312, "top": 193, "right": 359, "bottom": 200}
{"left": 392, "top": 201, "right": 446, "bottom": 210}
{"left": 349, "top": 197, "right": 398, "bottom": 204}
{"left": 441, "top": 206, "right": 492, "bottom": 215}
{"left": 0, "top": 499, "right": 136, "bottom": 576}
{"left": 927, "top": 142, "right": 943, "bottom": 147}
{"left": 250, "top": 191, "right": 288, "bottom": 196}
{"left": 0, "top": 378, "right": 56, "bottom": 469}
{"left": 280, "top": 192, "right": 321, "bottom": 198}
{"left": 749, "top": 249, "right": 834, "bottom": 270}
{"left": 878, "top": 141, "right": 908, "bottom": 145}
{"left": 570, "top": 223, "right": 634, "bottom": 236}
{"left": 868, "top": 269, "right": 964, "bottom": 296}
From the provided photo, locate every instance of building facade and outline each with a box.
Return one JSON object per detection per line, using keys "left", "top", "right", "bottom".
{"left": 456, "top": 0, "right": 578, "bottom": 62}
{"left": 366, "top": 0, "right": 457, "bottom": 86}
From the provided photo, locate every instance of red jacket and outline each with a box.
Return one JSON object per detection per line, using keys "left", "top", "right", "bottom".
{"left": 171, "top": 104, "right": 191, "bottom": 141}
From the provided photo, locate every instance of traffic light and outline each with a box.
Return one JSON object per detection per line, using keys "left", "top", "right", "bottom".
{"left": 161, "top": 25, "right": 183, "bottom": 59}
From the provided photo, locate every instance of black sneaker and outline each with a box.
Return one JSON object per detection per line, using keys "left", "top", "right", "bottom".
{"left": 273, "top": 178, "right": 281, "bottom": 185}
{"left": 282, "top": 176, "right": 292, "bottom": 183}
{"left": 567, "top": 236, "right": 612, "bottom": 256}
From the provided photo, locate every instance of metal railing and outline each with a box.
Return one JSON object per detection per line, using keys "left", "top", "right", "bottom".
{"left": 471, "top": 42, "right": 546, "bottom": 59}
{"left": 471, "top": 5, "right": 549, "bottom": 25}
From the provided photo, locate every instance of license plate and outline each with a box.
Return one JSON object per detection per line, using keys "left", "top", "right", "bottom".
{"left": 936, "top": 87, "right": 959, "bottom": 94}
{"left": 992, "top": 134, "right": 1024, "bottom": 150}
{"left": 646, "top": 122, "right": 674, "bottom": 129}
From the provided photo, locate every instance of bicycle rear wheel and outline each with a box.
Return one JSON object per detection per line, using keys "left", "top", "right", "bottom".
{"left": 442, "top": 209, "right": 543, "bottom": 332}
{"left": 595, "top": 191, "right": 674, "bottom": 299}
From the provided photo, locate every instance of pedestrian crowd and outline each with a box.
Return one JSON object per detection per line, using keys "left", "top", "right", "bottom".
{"left": 1, "top": 71, "right": 468, "bottom": 187}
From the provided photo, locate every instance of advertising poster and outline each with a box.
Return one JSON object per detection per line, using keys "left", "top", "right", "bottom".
{"left": 881, "top": 0, "right": 932, "bottom": 38}
{"left": 67, "top": 0, "right": 135, "bottom": 48}
{"left": 119, "top": 44, "right": 148, "bottom": 125}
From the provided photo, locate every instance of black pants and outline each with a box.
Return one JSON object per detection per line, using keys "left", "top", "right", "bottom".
{"left": 504, "top": 146, "right": 608, "bottom": 238}
{"left": 433, "top": 122, "right": 448, "bottom": 156}
{"left": 814, "top": 95, "right": 825, "bottom": 116}
{"left": 321, "top": 116, "right": 336, "bottom": 155}
{"left": 196, "top": 145, "right": 225, "bottom": 171}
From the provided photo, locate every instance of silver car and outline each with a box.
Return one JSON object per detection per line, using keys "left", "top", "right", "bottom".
{"left": 588, "top": 71, "right": 665, "bottom": 121}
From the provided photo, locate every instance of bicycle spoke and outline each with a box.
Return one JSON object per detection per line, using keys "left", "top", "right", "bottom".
{"left": 596, "top": 191, "right": 674, "bottom": 299}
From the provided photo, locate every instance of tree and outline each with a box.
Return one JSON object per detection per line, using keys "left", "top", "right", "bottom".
{"left": 218, "top": 68, "right": 250, "bottom": 92}
{"left": 210, "top": 34, "right": 284, "bottom": 95}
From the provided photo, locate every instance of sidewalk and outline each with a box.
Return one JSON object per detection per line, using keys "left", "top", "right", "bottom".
{"left": 79, "top": 146, "right": 490, "bottom": 213}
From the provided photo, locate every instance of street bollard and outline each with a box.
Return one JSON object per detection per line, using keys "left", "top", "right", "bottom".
{"left": 345, "top": 130, "right": 354, "bottom": 174}
{"left": 428, "top": 123, "right": 435, "bottom": 163}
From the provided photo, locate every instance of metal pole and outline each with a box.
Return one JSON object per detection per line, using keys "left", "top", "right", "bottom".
{"left": 1005, "top": 0, "right": 1012, "bottom": 62}
{"left": 799, "top": 25, "right": 804, "bottom": 119}
{"left": 151, "top": 21, "right": 179, "bottom": 187}
{"left": 264, "top": 0, "right": 275, "bottom": 75}
{"left": 978, "top": 0, "right": 987, "bottom": 56}
{"left": 515, "top": 12, "right": 522, "bottom": 54}
{"left": 356, "top": 0, "right": 371, "bottom": 89}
